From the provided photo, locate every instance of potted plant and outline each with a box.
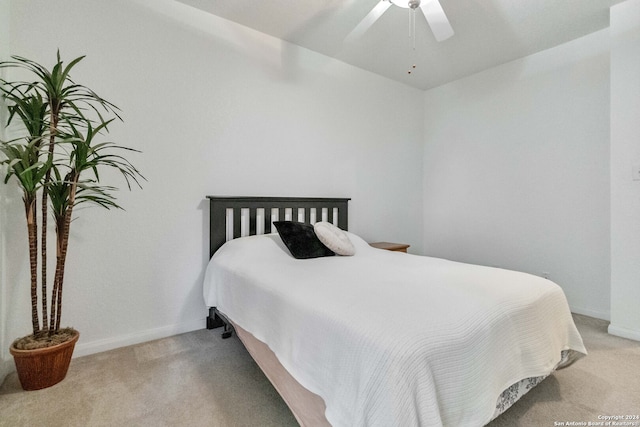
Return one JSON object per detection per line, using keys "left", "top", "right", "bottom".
{"left": 0, "top": 51, "right": 143, "bottom": 390}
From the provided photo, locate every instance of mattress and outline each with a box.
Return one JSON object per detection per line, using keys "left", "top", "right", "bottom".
{"left": 203, "top": 232, "right": 586, "bottom": 426}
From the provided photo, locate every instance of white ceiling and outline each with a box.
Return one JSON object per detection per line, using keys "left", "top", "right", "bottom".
{"left": 175, "top": 0, "right": 624, "bottom": 90}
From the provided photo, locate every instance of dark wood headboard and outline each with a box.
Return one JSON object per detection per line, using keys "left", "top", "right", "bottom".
{"left": 207, "top": 196, "right": 351, "bottom": 258}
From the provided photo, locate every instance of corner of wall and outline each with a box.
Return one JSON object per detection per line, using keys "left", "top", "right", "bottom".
{"left": 0, "top": 0, "right": 12, "bottom": 385}
{"left": 609, "top": 0, "right": 640, "bottom": 341}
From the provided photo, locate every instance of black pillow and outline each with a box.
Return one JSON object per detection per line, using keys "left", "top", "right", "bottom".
{"left": 273, "top": 221, "right": 335, "bottom": 259}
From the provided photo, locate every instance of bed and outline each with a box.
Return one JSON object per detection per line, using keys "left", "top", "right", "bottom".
{"left": 202, "top": 196, "right": 586, "bottom": 427}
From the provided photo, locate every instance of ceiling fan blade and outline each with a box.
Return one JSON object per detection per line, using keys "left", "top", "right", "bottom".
{"left": 419, "top": 0, "right": 454, "bottom": 42}
{"left": 345, "top": 0, "right": 392, "bottom": 42}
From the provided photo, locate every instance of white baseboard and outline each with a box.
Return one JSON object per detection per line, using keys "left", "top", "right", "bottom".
{"left": 608, "top": 324, "right": 640, "bottom": 342}
{"left": 570, "top": 305, "right": 610, "bottom": 321}
{"left": 0, "top": 358, "right": 15, "bottom": 384}
{"left": 0, "top": 319, "right": 205, "bottom": 385}
{"left": 73, "top": 318, "right": 205, "bottom": 358}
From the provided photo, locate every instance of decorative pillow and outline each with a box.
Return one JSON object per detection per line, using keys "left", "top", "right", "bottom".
{"left": 273, "top": 221, "right": 335, "bottom": 259}
{"left": 313, "top": 221, "right": 355, "bottom": 256}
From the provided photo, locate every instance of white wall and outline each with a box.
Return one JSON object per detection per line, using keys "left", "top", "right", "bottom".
{"left": 2, "top": 0, "right": 424, "bottom": 373}
{"left": 422, "top": 30, "right": 611, "bottom": 320}
{"left": 609, "top": 0, "right": 640, "bottom": 341}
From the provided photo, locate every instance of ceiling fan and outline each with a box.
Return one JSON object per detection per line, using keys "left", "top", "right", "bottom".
{"left": 347, "top": 0, "right": 454, "bottom": 43}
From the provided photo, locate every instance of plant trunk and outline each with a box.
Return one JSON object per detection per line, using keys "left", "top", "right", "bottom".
{"left": 24, "top": 196, "right": 40, "bottom": 335}
{"left": 43, "top": 106, "right": 59, "bottom": 333}
{"left": 40, "top": 188, "right": 48, "bottom": 332}
{"left": 53, "top": 211, "right": 71, "bottom": 331}
{"left": 50, "top": 174, "right": 77, "bottom": 332}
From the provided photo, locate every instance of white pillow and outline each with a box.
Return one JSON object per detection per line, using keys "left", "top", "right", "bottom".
{"left": 313, "top": 222, "right": 355, "bottom": 256}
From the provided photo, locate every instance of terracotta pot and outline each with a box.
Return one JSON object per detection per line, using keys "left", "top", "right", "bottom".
{"left": 9, "top": 330, "right": 79, "bottom": 391}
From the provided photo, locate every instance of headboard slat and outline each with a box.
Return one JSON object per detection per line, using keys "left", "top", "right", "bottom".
{"left": 233, "top": 209, "right": 241, "bottom": 239}
{"left": 265, "top": 208, "right": 273, "bottom": 234}
{"left": 249, "top": 208, "right": 257, "bottom": 236}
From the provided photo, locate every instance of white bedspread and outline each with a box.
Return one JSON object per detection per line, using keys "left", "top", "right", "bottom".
{"left": 203, "top": 233, "right": 586, "bottom": 427}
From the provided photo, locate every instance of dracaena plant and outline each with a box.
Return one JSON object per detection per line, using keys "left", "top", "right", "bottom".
{"left": 0, "top": 52, "right": 143, "bottom": 347}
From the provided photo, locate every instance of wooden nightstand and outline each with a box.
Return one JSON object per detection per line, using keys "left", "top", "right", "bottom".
{"left": 369, "top": 242, "right": 410, "bottom": 253}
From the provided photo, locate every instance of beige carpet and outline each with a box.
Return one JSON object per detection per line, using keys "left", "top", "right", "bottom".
{"left": 1, "top": 314, "right": 639, "bottom": 426}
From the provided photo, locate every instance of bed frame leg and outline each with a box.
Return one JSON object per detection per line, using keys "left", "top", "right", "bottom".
{"left": 221, "top": 323, "right": 232, "bottom": 339}
{"left": 207, "top": 307, "right": 226, "bottom": 329}
{"left": 207, "top": 307, "right": 234, "bottom": 339}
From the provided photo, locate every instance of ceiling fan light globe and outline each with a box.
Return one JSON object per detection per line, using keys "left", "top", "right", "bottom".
{"left": 389, "top": 0, "right": 411, "bottom": 9}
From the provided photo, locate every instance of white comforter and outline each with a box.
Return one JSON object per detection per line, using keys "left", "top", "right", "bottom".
{"left": 203, "top": 232, "right": 586, "bottom": 427}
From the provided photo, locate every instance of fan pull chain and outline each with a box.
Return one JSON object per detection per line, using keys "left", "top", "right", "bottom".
{"left": 411, "top": 8, "right": 416, "bottom": 50}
